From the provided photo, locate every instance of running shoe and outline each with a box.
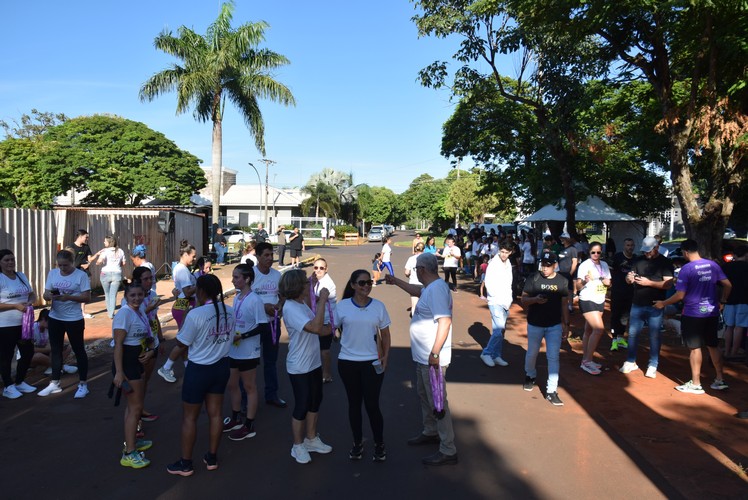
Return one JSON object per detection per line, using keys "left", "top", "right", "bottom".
{"left": 222, "top": 417, "right": 243, "bottom": 433}
{"left": 675, "top": 380, "right": 705, "bottom": 394}
{"left": 15, "top": 381, "right": 36, "bottom": 394}
{"left": 123, "top": 439, "right": 153, "bottom": 452}
{"left": 141, "top": 413, "right": 159, "bottom": 423}
{"left": 74, "top": 383, "right": 89, "bottom": 399}
{"left": 493, "top": 357, "right": 509, "bottom": 367}
{"left": 228, "top": 423, "right": 256, "bottom": 441}
{"left": 610, "top": 338, "right": 619, "bottom": 351}
{"left": 373, "top": 443, "right": 387, "bottom": 462}
{"left": 546, "top": 392, "right": 564, "bottom": 406}
{"left": 157, "top": 367, "right": 176, "bottom": 383}
{"left": 203, "top": 452, "right": 218, "bottom": 471}
{"left": 349, "top": 443, "right": 364, "bottom": 460}
{"left": 710, "top": 379, "right": 728, "bottom": 390}
{"left": 167, "top": 458, "right": 194, "bottom": 476}
{"left": 523, "top": 376, "right": 536, "bottom": 392}
{"left": 479, "top": 354, "right": 495, "bottom": 367}
{"left": 63, "top": 364, "right": 78, "bottom": 374}
{"left": 3, "top": 385, "right": 22, "bottom": 399}
{"left": 303, "top": 435, "right": 332, "bottom": 454}
{"left": 645, "top": 366, "right": 657, "bottom": 379}
{"left": 121, "top": 450, "right": 150, "bottom": 469}
{"left": 580, "top": 361, "right": 601, "bottom": 375}
{"left": 619, "top": 361, "right": 639, "bottom": 374}
{"left": 616, "top": 337, "right": 628, "bottom": 348}
{"left": 37, "top": 381, "right": 62, "bottom": 397}
{"left": 291, "top": 444, "right": 312, "bottom": 464}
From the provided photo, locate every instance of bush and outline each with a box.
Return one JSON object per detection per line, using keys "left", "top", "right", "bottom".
{"left": 334, "top": 224, "right": 358, "bottom": 238}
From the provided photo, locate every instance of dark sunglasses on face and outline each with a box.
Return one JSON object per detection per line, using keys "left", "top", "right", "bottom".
{"left": 313, "top": 266, "right": 326, "bottom": 270}
{"left": 590, "top": 251, "right": 602, "bottom": 255}
{"left": 356, "top": 280, "right": 374, "bottom": 287}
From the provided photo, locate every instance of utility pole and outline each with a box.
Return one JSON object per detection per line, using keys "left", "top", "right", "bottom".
{"left": 258, "top": 158, "right": 276, "bottom": 228}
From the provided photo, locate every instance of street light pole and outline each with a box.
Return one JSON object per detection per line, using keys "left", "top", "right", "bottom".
{"left": 258, "top": 158, "right": 276, "bottom": 228}
{"left": 248, "top": 162, "right": 262, "bottom": 226}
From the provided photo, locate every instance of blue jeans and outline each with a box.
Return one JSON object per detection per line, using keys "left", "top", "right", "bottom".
{"left": 215, "top": 244, "right": 226, "bottom": 264}
{"left": 100, "top": 271, "right": 122, "bottom": 318}
{"left": 626, "top": 304, "right": 663, "bottom": 368}
{"left": 482, "top": 304, "right": 509, "bottom": 359}
{"left": 525, "top": 324, "right": 562, "bottom": 393}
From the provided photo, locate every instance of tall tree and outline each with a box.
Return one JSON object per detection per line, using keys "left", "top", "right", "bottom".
{"left": 307, "top": 168, "right": 359, "bottom": 222}
{"left": 300, "top": 181, "right": 339, "bottom": 218}
{"left": 139, "top": 1, "right": 295, "bottom": 229}
{"left": 522, "top": 0, "right": 748, "bottom": 257}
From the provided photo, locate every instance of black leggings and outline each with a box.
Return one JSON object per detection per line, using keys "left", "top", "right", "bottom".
{"left": 443, "top": 267, "right": 457, "bottom": 290}
{"left": 48, "top": 317, "right": 88, "bottom": 380}
{"left": 610, "top": 292, "right": 633, "bottom": 337}
{"left": 0, "top": 325, "right": 33, "bottom": 386}
{"left": 288, "top": 366, "right": 323, "bottom": 420}
{"left": 338, "top": 359, "right": 384, "bottom": 445}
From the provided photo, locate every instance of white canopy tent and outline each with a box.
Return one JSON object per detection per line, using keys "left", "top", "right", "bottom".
{"left": 520, "top": 196, "right": 646, "bottom": 253}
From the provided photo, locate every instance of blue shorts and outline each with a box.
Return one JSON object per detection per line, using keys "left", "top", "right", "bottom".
{"left": 723, "top": 304, "right": 748, "bottom": 328}
{"left": 182, "top": 357, "right": 230, "bottom": 404}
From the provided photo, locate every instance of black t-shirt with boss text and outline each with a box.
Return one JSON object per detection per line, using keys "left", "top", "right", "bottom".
{"left": 523, "top": 272, "right": 569, "bottom": 327}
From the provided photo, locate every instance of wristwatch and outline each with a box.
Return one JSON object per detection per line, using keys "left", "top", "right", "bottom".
{"left": 430, "top": 352, "right": 439, "bottom": 359}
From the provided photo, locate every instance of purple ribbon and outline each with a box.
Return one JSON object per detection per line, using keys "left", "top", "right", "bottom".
{"left": 21, "top": 306, "right": 34, "bottom": 341}
{"left": 429, "top": 365, "right": 446, "bottom": 419}
{"left": 270, "top": 308, "right": 279, "bottom": 345}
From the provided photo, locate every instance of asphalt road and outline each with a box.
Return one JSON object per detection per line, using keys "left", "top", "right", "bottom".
{"left": 3, "top": 237, "right": 747, "bottom": 499}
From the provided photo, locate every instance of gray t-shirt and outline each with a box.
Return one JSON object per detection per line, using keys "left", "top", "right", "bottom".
{"left": 557, "top": 245, "right": 578, "bottom": 274}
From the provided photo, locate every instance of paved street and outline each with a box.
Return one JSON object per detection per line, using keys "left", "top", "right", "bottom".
{"left": 3, "top": 238, "right": 747, "bottom": 499}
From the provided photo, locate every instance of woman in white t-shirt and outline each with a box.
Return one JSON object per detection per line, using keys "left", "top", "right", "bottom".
{"left": 96, "top": 235, "right": 126, "bottom": 319}
{"left": 280, "top": 269, "right": 333, "bottom": 465}
{"left": 439, "top": 236, "right": 461, "bottom": 291}
{"left": 336, "top": 269, "right": 391, "bottom": 462}
{"left": 575, "top": 242, "right": 612, "bottom": 376}
{"left": 404, "top": 243, "right": 424, "bottom": 313}
{"left": 112, "top": 281, "right": 154, "bottom": 469}
{"left": 240, "top": 241, "right": 258, "bottom": 266}
{"left": 380, "top": 237, "right": 394, "bottom": 277}
{"left": 0, "top": 249, "right": 36, "bottom": 399}
{"left": 311, "top": 258, "right": 337, "bottom": 383}
{"left": 167, "top": 274, "right": 235, "bottom": 476}
{"left": 39, "top": 250, "right": 92, "bottom": 399}
{"left": 223, "top": 264, "right": 269, "bottom": 442}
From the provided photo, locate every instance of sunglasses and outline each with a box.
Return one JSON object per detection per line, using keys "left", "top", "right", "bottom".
{"left": 356, "top": 280, "right": 374, "bottom": 287}
{"left": 590, "top": 251, "right": 602, "bottom": 255}
{"left": 313, "top": 266, "right": 326, "bottom": 270}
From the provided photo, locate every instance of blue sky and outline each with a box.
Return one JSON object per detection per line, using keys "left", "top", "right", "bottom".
{"left": 0, "top": 0, "right": 487, "bottom": 194}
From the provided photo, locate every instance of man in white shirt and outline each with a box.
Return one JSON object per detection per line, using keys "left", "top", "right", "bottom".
{"left": 385, "top": 252, "right": 457, "bottom": 466}
{"left": 480, "top": 242, "right": 515, "bottom": 367}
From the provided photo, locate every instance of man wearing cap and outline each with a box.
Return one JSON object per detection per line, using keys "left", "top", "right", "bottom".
{"left": 619, "top": 236, "right": 674, "bottom": 379}
{"left": 385, "top": 252, "right": 457, "bottom": 466}
{"left": 557, "top": 232, "right": 579, "bottom": 315}
{"left": 480, "top": 241, "right": 515, "bottom": 368}
{"left": 521, "top": 251, "right": 569, "bottom": 406}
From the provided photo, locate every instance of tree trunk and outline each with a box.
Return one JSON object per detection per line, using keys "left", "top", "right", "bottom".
{"left": 211, "top": 118, "right": 222, "bottom": 232}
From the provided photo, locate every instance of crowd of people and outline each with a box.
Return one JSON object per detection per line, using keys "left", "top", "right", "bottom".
{"left": 2, "top": 224, "right": 746, "bottom": 474}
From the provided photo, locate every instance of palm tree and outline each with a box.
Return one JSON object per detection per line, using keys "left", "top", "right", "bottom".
{"left": 139, "top": 1, "right": 295, "bottom": 229}
{"left": 300, "top": 182, "right": 339, "bottom": 219}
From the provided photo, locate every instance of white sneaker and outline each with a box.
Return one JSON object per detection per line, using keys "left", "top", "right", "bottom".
{"left": 675, "top": 380, "right": 705, "bottom": 394}
{"left": 493, "top": 357, "right": 509, "bottom": 367}
{"left": 291, "top": 444, "right": 312, "bottom": 464}
{"left": 619, "top": 361, "right": 639, "bottom": 374}
{"left": 83, "top": 313, "right": 94, "bottom": 319}
{"left": 303, "top": 435, "right": 332, "bottom": 454}
{"left": 63, "top": 365, "right": 78, "bottom": 374}
{"left": 645, "top": 366, "right": 657, "bottom": 379}
{"left": 74, "top": 383, "right": 89, "bottom": 399}
{"left": 157, "top": 367, "right": 177, "bottom": 383}
{"left": 479, "top": 354, "right": 495, "bottom": 367}
{"left": 15, "top": 381, "right": 36, "bottom": 394}
{"left": 3, "top": 385, "right": 23, "bottom": 399}
{"left": 44, "top": 367, "right": 53, "bottom": 376}
{"left": 38, "top": 381, "right": 62, "bottom": 397}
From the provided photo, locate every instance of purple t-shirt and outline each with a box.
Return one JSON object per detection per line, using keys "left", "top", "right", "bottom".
{"left": 675, "top": 259, "right": 727, "bottom": 318}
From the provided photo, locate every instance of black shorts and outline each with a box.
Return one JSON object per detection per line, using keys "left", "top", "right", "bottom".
{"left": 319, "top": 332, "right": 333, "bottom": 350}
{"left": 289, "top": 366, "right": 323, "bottom": 420}
{"left": 681, "top": 315, "right": 719, "bottom": 349}
{"left": 111, "top": 345, "right": 145, "bottom": 381}
{"left": 182, "top": 357, "right": 230, "bottom": 404}
{"left": 229, "top": 357, "right": 260, "bottom": 372}
{"left": 579, "top": 300, "right": 605, "bottom": 314}
{"left": 290, "top": 249, "right": 302, "bottom": 258}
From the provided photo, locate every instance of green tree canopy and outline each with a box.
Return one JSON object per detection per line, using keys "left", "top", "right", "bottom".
{"left": 41, "top": 115, "right": 206, "bottom": 206}
{"left": 359, "top": 186, "right": 398, "bottom": 225}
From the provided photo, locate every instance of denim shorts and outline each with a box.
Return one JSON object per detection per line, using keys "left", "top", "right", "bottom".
{"left": 723, "top": 304, "right": 748, "bottom": 327}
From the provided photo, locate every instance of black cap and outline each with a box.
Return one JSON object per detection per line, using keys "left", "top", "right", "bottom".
{"left": 540, "top": 251, "right": 558, "bottom": 265}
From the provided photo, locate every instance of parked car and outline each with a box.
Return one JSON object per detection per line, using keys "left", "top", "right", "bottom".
{"left": 371, "top": 225, "right": 387, "bottom": 237}
{"left": 384, "top": 224, "right": 395, "bottom": 236}
{"left": 368, "top": 227, "right": 384, "bottom": 242}
{"left": 724, "top": 227, "right": 736, "bottom": 239}
{"left": 662, "top": 238, "right": 746, "bottom": 263}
